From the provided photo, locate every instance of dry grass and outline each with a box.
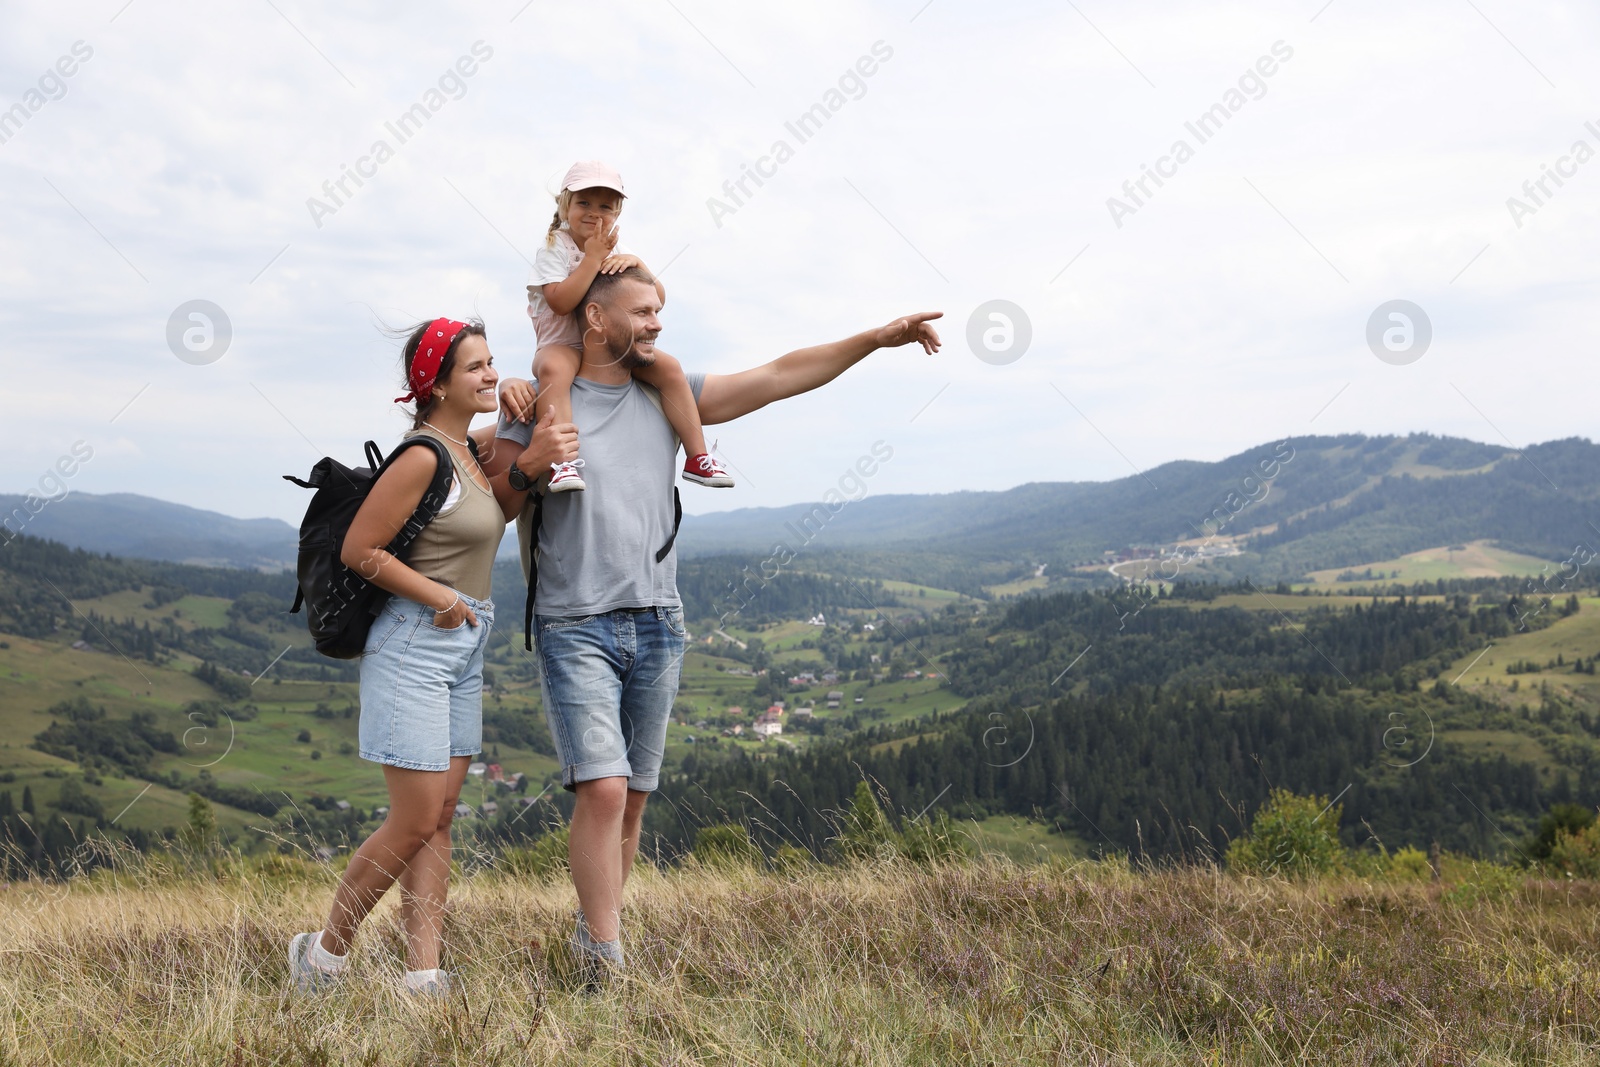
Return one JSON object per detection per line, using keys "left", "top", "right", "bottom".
{"left": 6, "top": 855, "right": 1600, "bottom": 1065}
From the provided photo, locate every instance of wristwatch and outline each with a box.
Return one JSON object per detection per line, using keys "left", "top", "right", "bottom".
{"left": 507, "top": 461, "right": 536, "bottom": 492}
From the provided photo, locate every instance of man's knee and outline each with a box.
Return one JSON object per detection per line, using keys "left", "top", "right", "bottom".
{"left": 574, "top": 776, "right": 629, "bottom": 817}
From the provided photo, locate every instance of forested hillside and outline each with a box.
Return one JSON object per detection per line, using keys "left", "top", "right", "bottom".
{"left": 5, "top": 502, "right": 1600, "bottom": 881}
{"left": 654, "top": 578, "right": 1600, "bottom": 863}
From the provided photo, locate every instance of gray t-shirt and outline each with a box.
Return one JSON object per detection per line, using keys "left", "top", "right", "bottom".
{"left": 497, "top": 371, "right": 705, "bottom": 616}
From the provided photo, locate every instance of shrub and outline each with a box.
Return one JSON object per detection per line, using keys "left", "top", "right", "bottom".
{"left": 1225, "top": 788, "right": 1347, "bottom": 879}
{"left": 499, "top": 827, "right": 570, "bottom": 881}
{"left": 692, "top": 823, "right": 762, "bottom": 869}
{"left": 1441, "top": 860, "right": 1524, "bottom": 906}
{"left": 898, "top": 811, "right": 965, "bottom": 867}
{"left": 1547, "top": 821, "right": 1600, "bottom": 879}
{"left": 1521, "top": 803, "right": 1596, "bottom": 866}
{"left": 772, "top": 843, "right": 814, "bottom": 874}
{"left": 247, "top": 851, "right": 320, "bottom": 882}
{"left": 1386, "top": 845, "right": 1433, "bottom": 882}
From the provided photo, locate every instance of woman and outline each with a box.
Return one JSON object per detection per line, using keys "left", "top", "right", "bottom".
{"left": 288, "top": 317, "right": 574, "bottom": 995}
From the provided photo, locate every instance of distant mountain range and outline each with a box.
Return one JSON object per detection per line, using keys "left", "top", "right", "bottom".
{"left": 683, "top": 432, "right": 1598, "bottom": 575}
{"left": 0, "top": 492, "right": 300, "bottom": 572}
{"left": 5, "top": 432, "right": 1595, "bottom": 580}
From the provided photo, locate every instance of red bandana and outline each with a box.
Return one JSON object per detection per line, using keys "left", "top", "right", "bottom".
{"left": 395, "top": 318, "right": 468, "bottom": 404}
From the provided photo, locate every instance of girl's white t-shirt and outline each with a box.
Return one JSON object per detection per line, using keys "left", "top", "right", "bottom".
{"left": 526, "top": 222, "right": 633, "bottom": 350}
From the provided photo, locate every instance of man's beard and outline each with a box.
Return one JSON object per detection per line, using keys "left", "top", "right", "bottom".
{"left": 605, "top": 325, "right": 657, "bottom": 370}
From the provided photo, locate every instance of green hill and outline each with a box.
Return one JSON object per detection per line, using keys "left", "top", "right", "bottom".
{"left": 680, "top": 432, "right": 1598, "bottom": 594}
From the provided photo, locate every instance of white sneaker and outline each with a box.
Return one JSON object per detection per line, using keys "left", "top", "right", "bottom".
{"left": 288, "top": 931, "right": 341, "bottom": 994}
{"left": 549, "top": 459, "right": 587, "bottom": 493}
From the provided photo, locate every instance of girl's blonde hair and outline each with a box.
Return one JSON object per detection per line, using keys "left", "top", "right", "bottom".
{"left": 544, "top": 189, "right": 573, "bottom": 248}
{"left": 544, "top": 186, "right": 624, "bottom": 247}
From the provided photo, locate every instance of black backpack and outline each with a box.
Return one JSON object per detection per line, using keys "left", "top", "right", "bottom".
{"left": 284, "top": 435, "right": 469, "bottom": 659}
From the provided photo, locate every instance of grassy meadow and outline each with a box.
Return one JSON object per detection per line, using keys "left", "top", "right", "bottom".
{"left": 9, "top": 849, "right": 1600, "bottom": 1065}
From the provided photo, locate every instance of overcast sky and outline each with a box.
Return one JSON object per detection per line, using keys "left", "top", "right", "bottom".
{"left": 4, "top": 0, "right": 1595, "bottom": 524}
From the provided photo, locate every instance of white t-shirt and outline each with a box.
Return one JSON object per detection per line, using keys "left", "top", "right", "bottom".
{"left": 526, "top": 222, "right": 634, "bottom": 350}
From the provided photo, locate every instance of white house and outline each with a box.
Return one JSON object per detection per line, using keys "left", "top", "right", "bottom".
{"left": 752, "top": 720, "right": 782, "bottom": 738}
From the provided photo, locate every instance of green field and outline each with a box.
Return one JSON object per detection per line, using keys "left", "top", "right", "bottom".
{"left": 0, "top": 616, "right": 560, "bottom": 840}
{"left": 1443, "top": 595, "right": 1600, "bottom": 709}
{"left": 1305, "top": 540, "right": 1554, "bottom": 586}
{"left": 959, "top": 813, "right": 1088, "bottom": 862}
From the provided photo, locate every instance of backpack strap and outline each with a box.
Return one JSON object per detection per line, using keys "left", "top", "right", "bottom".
{"left": 523, "top": 490, "right": 545, "bottom": 651}
{"left": 383, "top": 436, "right": 456, "bottom": 556}
{"left": 635, "top": 382, "right": 685, "bottom": 565}
{"left": 655, "top": 487, "right": 682, "bottom": 563}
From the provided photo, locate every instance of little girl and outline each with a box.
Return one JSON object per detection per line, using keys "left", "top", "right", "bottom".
{"left": 526, "top": 160, "right": 732, "bottom": 492}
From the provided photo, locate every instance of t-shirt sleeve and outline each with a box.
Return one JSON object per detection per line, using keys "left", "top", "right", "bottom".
{"left": 527, "top": 243, "right": 572, "bottom": 288}
{"left": 495, "top": 407, "right": 534, "bottom": 448}
{"left": 687, "top": 371, "right": 705, "bottom": 402}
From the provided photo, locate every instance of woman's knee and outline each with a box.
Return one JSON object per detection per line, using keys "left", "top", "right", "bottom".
{"left": 380, "top": 813, "right": 439, "bottom": 856}
{"left": 433, "top": 795, "right": 463, "bottom": 836}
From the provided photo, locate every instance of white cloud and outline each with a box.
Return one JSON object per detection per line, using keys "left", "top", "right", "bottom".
{"left": 1, "top": 0, "right": 1595, "bottom": 524}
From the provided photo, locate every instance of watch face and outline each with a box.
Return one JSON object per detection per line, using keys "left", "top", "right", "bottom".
{"left": 509, "top": 464, "right": 535, "bottom": 491}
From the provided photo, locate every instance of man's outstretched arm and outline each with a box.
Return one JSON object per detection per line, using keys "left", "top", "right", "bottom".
{"left": 695, "top": 312, "right": 941, "bottom": 426}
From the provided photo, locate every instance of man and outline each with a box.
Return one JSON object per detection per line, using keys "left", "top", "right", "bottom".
{"left": 481, "top": 265, "right": 940, "bottom": 981}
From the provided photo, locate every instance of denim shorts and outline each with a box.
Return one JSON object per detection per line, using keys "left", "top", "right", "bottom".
{"left": 535, "top": 606, "right": 686, "bottom": 792}
{"left": 358, "top": 592, "right": 493, "bottom": 772}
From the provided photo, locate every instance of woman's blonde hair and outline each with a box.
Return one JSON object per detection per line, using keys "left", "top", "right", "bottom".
{"left": 544, "top": 186, "right": 623, "bottom": 247}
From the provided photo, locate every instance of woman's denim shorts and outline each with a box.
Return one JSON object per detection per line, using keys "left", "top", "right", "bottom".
{"left": 358, "top": 592, "right": 493, "bottom": 772}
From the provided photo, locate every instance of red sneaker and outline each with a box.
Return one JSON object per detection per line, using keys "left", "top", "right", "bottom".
{"left": 683, "top": 452, "right": 733, "bottom": 487}
{"left": 548, "top": 459, "right": 586, "bottom": 492}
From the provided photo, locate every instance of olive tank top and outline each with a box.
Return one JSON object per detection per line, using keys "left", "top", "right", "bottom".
{"left": 401, "top": 426, "right": 503, "bottom": 601}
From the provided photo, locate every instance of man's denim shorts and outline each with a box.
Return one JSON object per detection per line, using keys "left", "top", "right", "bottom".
{"left": 535, "top": 606, "right": 686, "bottom": 792}
{"left": 358, "top": 592, "right": 493, "bottom": 772}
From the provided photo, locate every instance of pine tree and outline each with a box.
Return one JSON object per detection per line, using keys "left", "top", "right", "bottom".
{"left": 836, "top": 781, "right": 895, "bottom": 861}
{"left": 21, "top": 785, "right": 34, "bottom": 815}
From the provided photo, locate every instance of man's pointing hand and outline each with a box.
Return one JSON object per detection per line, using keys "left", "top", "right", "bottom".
{"left": 877, "top": 311, "right": 943, "bottom": 355}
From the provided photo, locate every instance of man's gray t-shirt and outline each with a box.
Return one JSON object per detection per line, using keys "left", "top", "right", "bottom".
{"left": 497, "top": 371, "right": 705, "bottom": 616}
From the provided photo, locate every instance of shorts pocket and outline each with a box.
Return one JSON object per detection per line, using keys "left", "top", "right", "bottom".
{"left": 662, "top": 607, "right": 687, "bottom": 637}
{"left": 363, "top": 604, "right": 409, "bottom": 656}
{"left": 541, "top": 614, "right": 597, "bottom": 632}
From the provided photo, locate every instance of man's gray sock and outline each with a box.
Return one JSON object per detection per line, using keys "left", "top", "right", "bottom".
{"left": 587, "top": 937, "right": 625, "bottom": 966}
{"left": 572, "top": 908, "right": 624, "bottom": 966}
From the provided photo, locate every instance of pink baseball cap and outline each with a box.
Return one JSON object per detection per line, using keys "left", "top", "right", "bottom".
{"left": 561, "top": 160, "right": 626, "bottom": 197}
